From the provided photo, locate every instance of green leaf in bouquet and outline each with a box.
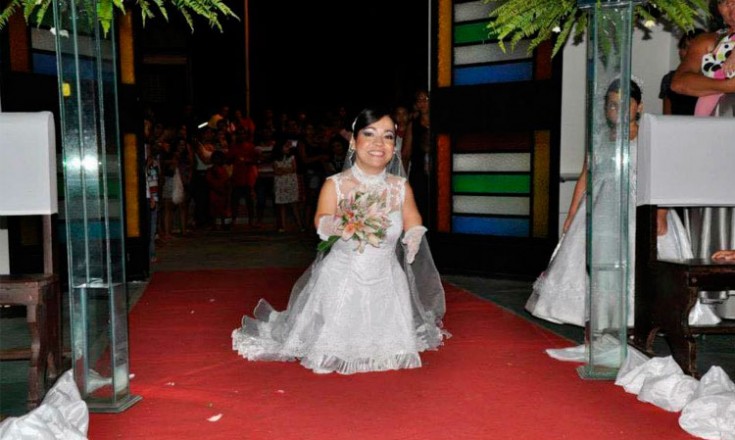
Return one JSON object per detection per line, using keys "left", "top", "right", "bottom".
{"left": 317, "top": 235, "right": 341, "bottom": 253}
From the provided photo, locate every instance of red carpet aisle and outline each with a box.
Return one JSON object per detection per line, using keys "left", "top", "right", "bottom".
{"left": 89, "top": 269, "right": 691, "bottom": 439}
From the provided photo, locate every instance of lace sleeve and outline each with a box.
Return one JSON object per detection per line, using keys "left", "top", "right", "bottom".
{"left": 328, "top": 174, "right": 342, "bottom": 201}
{"left": 398, "top": 177, "right": 406, "bottom": 204}
{"left": 385, "top": 175, "right": 406, "bottom": 212}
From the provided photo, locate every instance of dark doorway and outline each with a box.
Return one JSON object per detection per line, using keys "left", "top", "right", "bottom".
{"left": 138, "top": 1, "right": 429, "bottom": 120}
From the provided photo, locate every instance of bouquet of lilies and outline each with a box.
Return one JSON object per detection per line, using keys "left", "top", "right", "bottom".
{"left": 318, "top": 188, "right": 392, "bottom": 253}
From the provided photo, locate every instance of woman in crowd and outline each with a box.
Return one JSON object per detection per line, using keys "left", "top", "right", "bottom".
{"left": 401, "top": 90, "right": 431, "bottom": 221}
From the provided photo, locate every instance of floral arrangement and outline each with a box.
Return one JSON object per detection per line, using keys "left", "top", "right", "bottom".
{"left": 317, "top": 188, "right": 392, "bottom": 253}
{"left": 487, "top": 0, "right": 709, "bottom": 57}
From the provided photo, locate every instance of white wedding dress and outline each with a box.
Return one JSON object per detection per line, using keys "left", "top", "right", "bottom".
{"left": 232, "top": 166, "right": 447, "bottom": 374}
{"left": 526, "top": 139, "right": 720, "bottom": 328}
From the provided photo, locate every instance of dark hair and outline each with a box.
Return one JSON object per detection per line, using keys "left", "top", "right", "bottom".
{"left": 351, "top": 107, "right": 395, "bottom": 134}
{"left": 210, "top": 150, "right": 225, "bottom": 165}
{"left": 710, "top": 0, "right": 726, "bottom": 31}
{"left": 329, "top": 134, "right": 348, "bottom": 150}
{"left": 678, "top": 28, "right": 705, "bottom": 49}
{"left": 605, "top": 79, "right": 642, "bottom": 105}
{"left": 414, "top": 89, "right": 429, "bottom": 100}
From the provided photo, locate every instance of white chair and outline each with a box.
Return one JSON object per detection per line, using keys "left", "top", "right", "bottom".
{"left": 0, "top": 112, "right": 62, "bottom": 407}
{"left": 635, "top": 113, "right": 735, "bottom": 377}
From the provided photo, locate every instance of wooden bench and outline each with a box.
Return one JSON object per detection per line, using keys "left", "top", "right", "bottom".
{"left": 0, "top": 273, "right": 62, "bottom": 408}
{"left": 635, "top": 205, "right": 735, "bottom": 378}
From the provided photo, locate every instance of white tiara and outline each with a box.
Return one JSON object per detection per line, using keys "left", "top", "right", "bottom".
{"left": 631, "top": 74, "right": 645, "bottom": 95}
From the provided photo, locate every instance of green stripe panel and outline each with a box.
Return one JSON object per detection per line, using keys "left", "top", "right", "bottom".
{"left": 453, "top": 174, "right": 530, "bottom": 194}
{"left": 454, "top": 21, "right": 498, "bottom": 45}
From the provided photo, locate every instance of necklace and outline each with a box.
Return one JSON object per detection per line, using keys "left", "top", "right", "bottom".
{"left": 351, "top": 162, "right": 386, "bottom": 186}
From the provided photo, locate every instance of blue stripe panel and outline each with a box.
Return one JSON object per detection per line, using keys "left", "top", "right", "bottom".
{"left": 32, "top": 52, "right": 57, "bottom": 76}
{"left": 58, "top": 220, "right": 123, "bottom": 243}
{"left": 33, "top": 52, "right": 115, "bottom": 81}
{"left": 454, "top": 62, "right": 533, "bottom": 85}
{"left": 452, "top": 215, "right": 529, "bottom": 236}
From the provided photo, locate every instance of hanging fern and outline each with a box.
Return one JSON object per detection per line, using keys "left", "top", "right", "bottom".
{"left": 487, "top": 0, "right": 710, "bottom": 57}
{"left": 0, "top": 0, "right": 238, "bottom": 36}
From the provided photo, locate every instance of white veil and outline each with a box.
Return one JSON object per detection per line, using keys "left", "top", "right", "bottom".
{"left": 338, "top": 126, "right": 447, "bottom": 340}
{"left": 238, "top": 112, "right": 448, "bottom": 365}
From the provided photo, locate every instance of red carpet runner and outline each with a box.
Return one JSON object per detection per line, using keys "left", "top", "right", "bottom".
{"left": 89, "top": 269, "right": 690, "bottom": 439}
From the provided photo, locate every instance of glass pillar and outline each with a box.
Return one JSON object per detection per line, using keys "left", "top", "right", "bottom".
{"left": 53, "top": 0, "right": 141, "bottom": 411}
{"left": 577, "top": 0, "right": 635, "bottom": 379}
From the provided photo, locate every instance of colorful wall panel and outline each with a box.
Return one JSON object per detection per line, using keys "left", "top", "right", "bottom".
{"left": 438, "top": 131, "right": 551, "bottom": 238}
{"left": 433, "top": 1, "right": 555, "bottom": 239}
{"left": 432, "top": 1, "right": 560, "bottom": 275}
{"left": 438, "top": 0, "right": 552, "bottom": 88}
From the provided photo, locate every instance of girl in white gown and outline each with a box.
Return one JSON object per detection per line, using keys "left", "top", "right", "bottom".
{"left": 232, "top": 107, "right": 448, "bottom": 374}
{"left": 525, "top": 79, "right": 720, "bottom": 328}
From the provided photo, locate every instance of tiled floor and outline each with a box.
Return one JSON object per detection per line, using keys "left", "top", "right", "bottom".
{"left": 2, "top": 222, "right": 734, "bottom": 417}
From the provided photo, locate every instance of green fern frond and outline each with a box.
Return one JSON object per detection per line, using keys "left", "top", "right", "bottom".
{"left": 149, "top": 0, "right": 170, "bottom": 22}
{"left": 33, "top": 0, "right": 52, "bottom": 27}
{"left": 0, "top": 0, "right": 21, "bottom": 30}
{"left": 0, "top": 0, "right": 238, "bottom": 34}
{"left": 137, "top": 0, "right": 155, "bottom": 25}
{"left": 486, "top": 0, "right": 710, "bottom": 58}
{"left": 22, "top": 0, "right": 37, "bottom": 21}
{"left": 552, "top": 11, "right": 577, "bottom": 57}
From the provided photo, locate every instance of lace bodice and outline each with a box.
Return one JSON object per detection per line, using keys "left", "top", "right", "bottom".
{"left": 329, "top": 166, "right": 406, "bottom": 213}
{"left": 591, "top": 138, "right": 637, "bottom": 196}
{"left": 326, "top": 166, "right": 406, "bottom": 258}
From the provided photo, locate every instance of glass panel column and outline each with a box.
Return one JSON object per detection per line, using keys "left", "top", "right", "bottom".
{"left": 53, "top": 0, "right": 141, "bottom": 411}
{"left": 577, "top": 0, "right": 636, "bottom": 379}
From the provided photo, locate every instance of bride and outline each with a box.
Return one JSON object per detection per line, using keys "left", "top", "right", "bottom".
{"left": 232, "top": 107, "right": 448, "bottom": 374}
{"left": 526, "top": 78, "right": 720, "bottom": 328}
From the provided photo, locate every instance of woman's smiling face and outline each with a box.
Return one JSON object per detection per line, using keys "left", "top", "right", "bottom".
{"left": 353, "top": 115, "right": 396, "bottom": 173}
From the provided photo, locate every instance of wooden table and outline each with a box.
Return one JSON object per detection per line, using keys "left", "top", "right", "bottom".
{"left": 634, "top": 257, "right": 735, "bottom": 378}
{"left": 0, "top": 273, "right": 62, "bottom": 408}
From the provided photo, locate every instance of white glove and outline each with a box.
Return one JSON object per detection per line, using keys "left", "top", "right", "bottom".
{"left": 317, "top": 215, "right": 338, "bottom": 241}
{"left": 401, "top": 225, "right": 427, "bottom": 264}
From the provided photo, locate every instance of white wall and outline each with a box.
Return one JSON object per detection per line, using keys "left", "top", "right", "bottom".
{"left": 557, "top": 24, "right": 680, "bottom": 234}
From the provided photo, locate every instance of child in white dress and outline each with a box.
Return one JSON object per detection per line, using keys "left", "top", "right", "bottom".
{"left": 526, "top": 79, "right": 720, "bottom": 328}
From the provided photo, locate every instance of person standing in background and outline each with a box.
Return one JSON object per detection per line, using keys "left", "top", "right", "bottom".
{"left": 145, "top": 145, "right": 160, "bottom": 263}
{"left": 402, "top": 90, "right": 431, "bottom": 223}
{"left": 660, "top": 30, "right": 704, "bottom": 115}
{"left": 272, "top": 138, "right": 303, "bottom": 232}
{"left": 254, "top": 127, "right": 277, "bottom": 228}
{"left": 392, "top": 104, "right": 410, "bottom": 160}
{"left": 228, "top": 127, "right": 259, "bottom": 229}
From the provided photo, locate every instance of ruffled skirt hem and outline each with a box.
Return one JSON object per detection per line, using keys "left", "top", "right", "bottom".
{"left": 232, "top": 327, "right": 443, "bottom": 375}
{"left": 301, "top": 353, "right": 422, "bottom": 375}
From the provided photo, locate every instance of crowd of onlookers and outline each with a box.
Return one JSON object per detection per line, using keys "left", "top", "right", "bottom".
{"left": 142, "top": 91, "right": 430, "bottom": 264}
{"left": 142, "top": 103, "right": 356, "bottom": 263}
